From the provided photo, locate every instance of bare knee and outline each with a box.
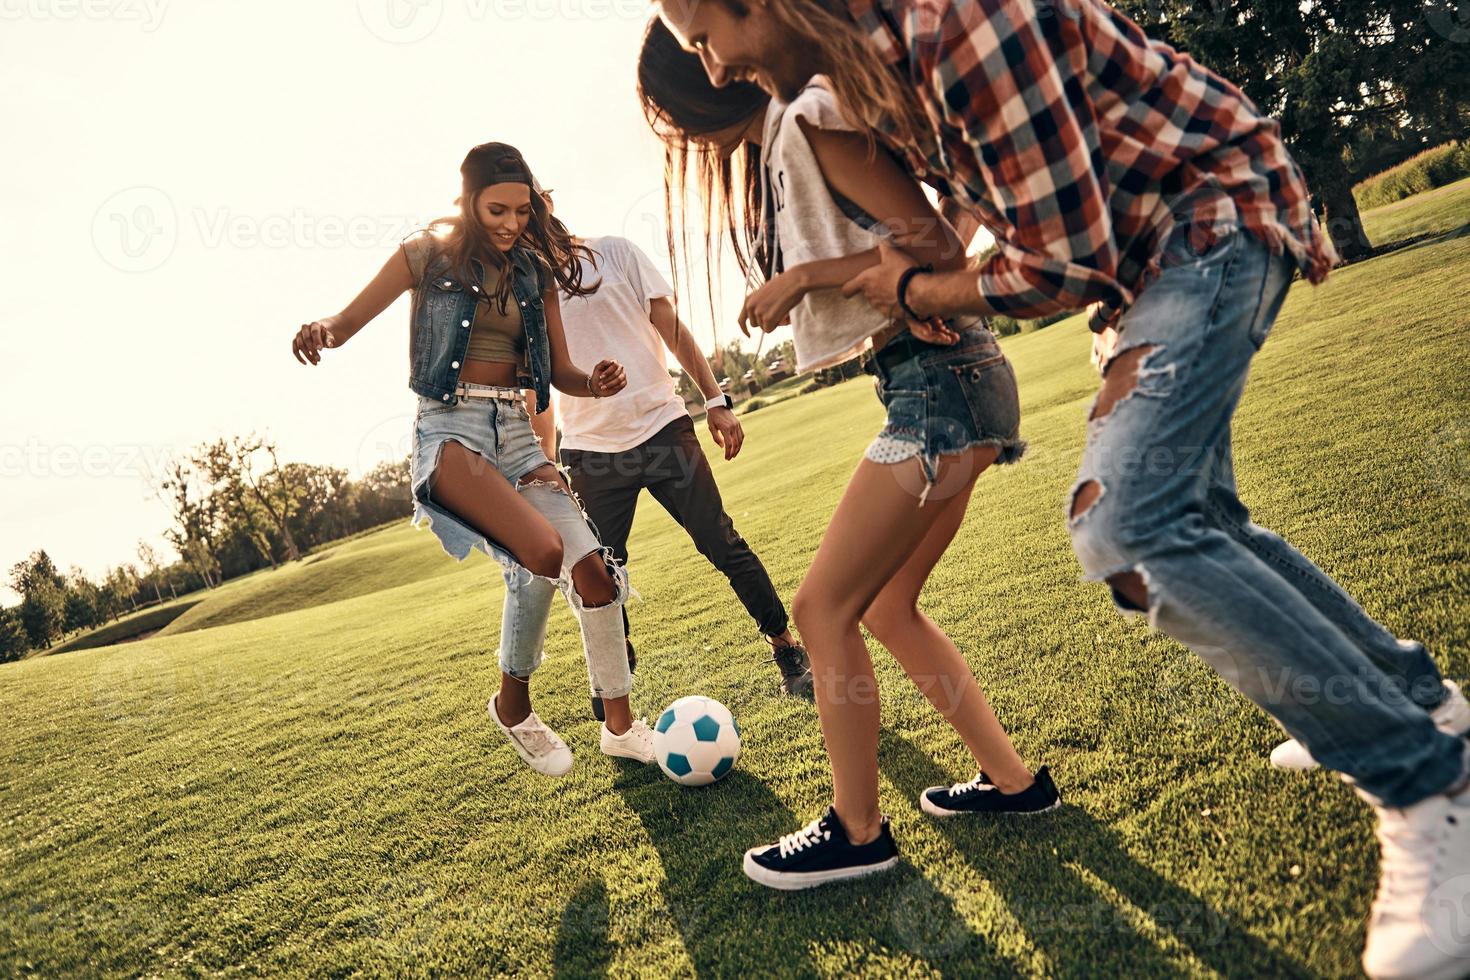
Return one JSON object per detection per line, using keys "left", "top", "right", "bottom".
{"left": 792, "top": 582, "right": 861, "bottom": 642}
{"left": 571, "top": 551, "right": 617, "bottom": 607}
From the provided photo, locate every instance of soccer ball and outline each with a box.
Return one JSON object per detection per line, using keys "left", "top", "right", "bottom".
{"left": 652, "top": 696, "right": 741, "bottom": 786}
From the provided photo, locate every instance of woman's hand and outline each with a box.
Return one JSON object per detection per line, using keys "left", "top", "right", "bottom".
{"left": 588, "top": 359, "right": 627, "bottom": 397}
{"left": 906, "top": 318, "right": 959, "bottom": 345}
{"left": 292, "top": 319, "right": 341, "bottom": 366}
{"left": 738, "top": 269, "right": 808, "bottom": 336}
{"left": 841, "top": 243, "right": 916, "bottom": 319}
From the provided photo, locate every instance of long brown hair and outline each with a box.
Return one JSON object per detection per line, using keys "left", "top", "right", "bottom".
{"left": 763, "top": 0, "right": 933, "bottom": 164}
{"left": 422, "top": 142, "right": 598, "bottom": 312}
{"left": 638, "top": 17, "right": 773, "bottom": 305}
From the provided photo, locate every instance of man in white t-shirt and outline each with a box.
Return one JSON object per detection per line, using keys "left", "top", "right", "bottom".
{"left": 540, "top": 191, "right": 812, "bottom": 721}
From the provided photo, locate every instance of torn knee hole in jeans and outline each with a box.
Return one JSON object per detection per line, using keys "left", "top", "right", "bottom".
{"left": 1069, "top": 479, "right": 1104, "bottom": 525}
{"left": 518, "top": 463, "right": 570, "bottom": 495}
{"left": 1107, "top": 568, "right": 1151, "bottom": 615}
{"left": 1089, "top": 344, "right": 1174, "bottom": 427}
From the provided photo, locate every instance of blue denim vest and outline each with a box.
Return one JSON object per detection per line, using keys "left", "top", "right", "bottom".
{"left": 407, "top": 245, "right": 553, "bottom": 413}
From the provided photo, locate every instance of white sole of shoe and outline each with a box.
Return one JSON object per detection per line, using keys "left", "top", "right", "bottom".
{"left": 920, "top": 793, "right": 1063, "bottom": 818}
{"left": 741, "top": 851, "right": 899, "bottom": 890}
{"left": 600, "top": 745, "right": 654, "bottom": 764}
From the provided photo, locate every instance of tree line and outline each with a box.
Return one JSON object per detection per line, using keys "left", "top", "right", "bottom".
{"left": 1, "top": 434, "right": 410, "bottom": 662}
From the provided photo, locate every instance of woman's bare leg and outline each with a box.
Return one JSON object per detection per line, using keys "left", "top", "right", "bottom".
{"left": 428, "top": 442, "right": 564, "bottom": 727}
{"left": 791, "top": 446, "right": 998, "bottom": 844}
{"left": 860, "top": 481, "right": 1032, "bottom": 793}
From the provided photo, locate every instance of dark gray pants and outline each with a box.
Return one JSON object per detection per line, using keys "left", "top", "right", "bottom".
{"left": 560, "top": 415, "right": 789, "bottom": 640}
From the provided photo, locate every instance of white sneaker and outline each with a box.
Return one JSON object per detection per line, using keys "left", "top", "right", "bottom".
{"left": 1271, "top": 680, "right": 1470, "bottom": 771}
{"left": 488, "top": 696, "right": 573, "bottom": 777}
{"left": 600, "top": 717, "right": 656, "bottom": 763}
{"left": 1362, "top": 786, "right": 1470, "bottom": 980}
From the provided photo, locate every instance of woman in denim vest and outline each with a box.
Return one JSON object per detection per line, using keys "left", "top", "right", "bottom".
{"left": 640, "top": 23, "right": 1060, "bottom": 891}
{"left": 291, "top": 142, "right": 659, "bottom": 776}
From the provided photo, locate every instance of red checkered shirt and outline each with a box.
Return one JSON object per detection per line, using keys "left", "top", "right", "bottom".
{"left": 845, "top": 0, "right": 1339, "bottom": 332}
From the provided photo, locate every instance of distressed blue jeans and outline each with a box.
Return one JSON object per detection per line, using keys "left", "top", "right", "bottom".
{"left": 1068, "top": 218, "right": 1467, "bottom": 807}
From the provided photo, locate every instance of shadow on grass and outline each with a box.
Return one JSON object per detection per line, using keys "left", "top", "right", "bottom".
{"left": 553, "top": 879, "right": 613, "bottom": 979}
{"left": 876, "top": 730, "right": 1313, "bottom": 979}
{"left": 592, "top": 765, "right": 1019, "bottom": 977}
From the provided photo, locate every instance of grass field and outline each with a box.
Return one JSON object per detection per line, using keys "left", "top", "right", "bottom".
{"left": 3, "top": 203, "right": 1469, "bottom": 977}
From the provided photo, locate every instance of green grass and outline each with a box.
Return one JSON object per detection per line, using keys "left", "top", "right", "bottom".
{"left": 44, "top": 597, "right": 203, "bottom": 656}
{"left": 1354, "top": 141, "right": 1470, "bottom": 212}
{"left": 1361, "top": 175, "right": 1470, "bottom": 246}
{"left": 3, "top": 220, "right": 1469, "bottom": 977}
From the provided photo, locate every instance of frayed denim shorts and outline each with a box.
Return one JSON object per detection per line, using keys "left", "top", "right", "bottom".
{"left": 865, "top": 326, "right": 1026, "bottom": 504}
{"left": 408, "top": 384, "right": 602, "bottom": 571}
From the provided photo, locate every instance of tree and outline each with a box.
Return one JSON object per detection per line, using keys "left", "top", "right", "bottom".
{"left": 229, "top": 434, "right": 306, "bottom": 563}
{"left": 0, "top": 606, "right": 28, "bottom": 663}
{"left": 136, "top": 540, "right": 165, "bottom": 604}
{"left": 62, "top": 568, "right": 102, "bottom": 634}
{"left": 1115, "top": 0, "right": 1470, "bottom": 260}
{"left": 156, "top": 456, "right": 222, "bottom": 589}
{"left": 9, "top": 551, "right": 66, "bottom": 650}
{"left": 195, "top": 438, "right": 279, "bottom": 570}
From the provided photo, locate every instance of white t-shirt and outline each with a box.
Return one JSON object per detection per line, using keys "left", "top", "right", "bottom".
{"left": 761, "top": 78, "right": 892, "bottom": 374}
{"left": 556, "top": 236, "right": 688, "bottom": 453}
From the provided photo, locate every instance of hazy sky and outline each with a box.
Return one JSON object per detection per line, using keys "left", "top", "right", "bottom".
{"left": 1, "top": 0, "right": 774, "bottom": 604}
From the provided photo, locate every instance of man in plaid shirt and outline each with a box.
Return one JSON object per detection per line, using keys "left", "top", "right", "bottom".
{"left": 658, "top": 0, "right": 1470, "bottom": 973}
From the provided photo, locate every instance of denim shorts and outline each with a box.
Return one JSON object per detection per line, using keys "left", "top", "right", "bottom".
{"left": 866, "top": 326, "right": 1026, "bottom": 503}
{"left": 409, "top": 385, "right": 602, "bottom": 570}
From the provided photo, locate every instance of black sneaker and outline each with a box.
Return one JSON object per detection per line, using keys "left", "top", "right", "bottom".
{"left": 742, "top": 806, "right": 900, "bottom": 890}
{"left": 920, "top": 765, "right": 1061, "bottom": 818}
{"left": 591, "top": 638, "right": 638, "bottom": 723}
{"left": 772, "top": 643, "right": 814, "bottom": 699}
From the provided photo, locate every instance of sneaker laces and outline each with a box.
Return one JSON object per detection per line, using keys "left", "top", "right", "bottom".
{"left": 777, "top": 816, "right": 831, "bottom": 858}
{"left": 947, "top": 773, "right": 996, "bottom": 798}
{"left": 511, "top": 713, "right": 562, "bottom": 757}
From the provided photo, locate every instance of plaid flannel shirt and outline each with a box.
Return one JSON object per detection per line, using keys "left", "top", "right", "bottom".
{"left": 846, "top": 0, "right": 1339, "bottom": 332}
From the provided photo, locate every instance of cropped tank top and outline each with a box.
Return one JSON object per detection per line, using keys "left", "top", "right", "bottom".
{"left": 401, "top": 230, "right": 528, "bottom": 366}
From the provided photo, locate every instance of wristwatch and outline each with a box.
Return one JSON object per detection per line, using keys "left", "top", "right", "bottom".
{"left": 705, "top": 394, "right": 732, "bottom": 410}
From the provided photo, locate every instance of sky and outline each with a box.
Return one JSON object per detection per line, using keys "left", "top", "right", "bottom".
{"left": 0, "top": 0, "right": 777, "bottom": 605}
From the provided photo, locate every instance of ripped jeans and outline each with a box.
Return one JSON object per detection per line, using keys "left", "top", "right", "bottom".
{"left": 409, "top": 385, "right": 633, "bottom": 699}
{"left": 1068, "top": 219, "right": 1466, "bottom": 808}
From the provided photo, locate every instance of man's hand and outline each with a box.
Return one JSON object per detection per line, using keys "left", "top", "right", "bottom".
{"left": 707, "top": 406, "right": 744, "bottom": 460}
{"left": 841, "top": 243, "right": 917, "bottom": 319}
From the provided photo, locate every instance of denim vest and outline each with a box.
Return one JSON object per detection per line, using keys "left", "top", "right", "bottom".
{"left": 407, "top": 245, "right": 553, "bottom": 413}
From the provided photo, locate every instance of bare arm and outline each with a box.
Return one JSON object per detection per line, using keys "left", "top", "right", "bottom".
{"left": 543, "top": 289, "right": 626, "bottom": 398}
{"left": 738, "top": 119, "right": 968, "bottom": 340}
{"left": 649, "top": 298, "right": 720, "bottom": 399}
{"left": 292, "top": 246, "right": 414, "bottom": 365}
{"left": 650, "top": 297, "right": 744, "bottom": 460}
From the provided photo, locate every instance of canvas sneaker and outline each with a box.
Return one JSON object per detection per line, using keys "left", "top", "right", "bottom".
{"left": 488, "top": 696, "right": 573, "bottom": 777}
{"left": 600, "top": 717, "right": 656, "bottom": 763}
{"left": 773, "top": 643, "right": 815, "bottom": 699}
{"left": 1361, "top": 779, "right": 1470, "bottom": 979}
{"left": 742, "top": 806, "right": 900, "bottom": 890}
{"left": 1271, "top": 680, "right": 1470, "bottom": 771}
{"left": 921, "top": 765, "right": 1062, "bottom": 818}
